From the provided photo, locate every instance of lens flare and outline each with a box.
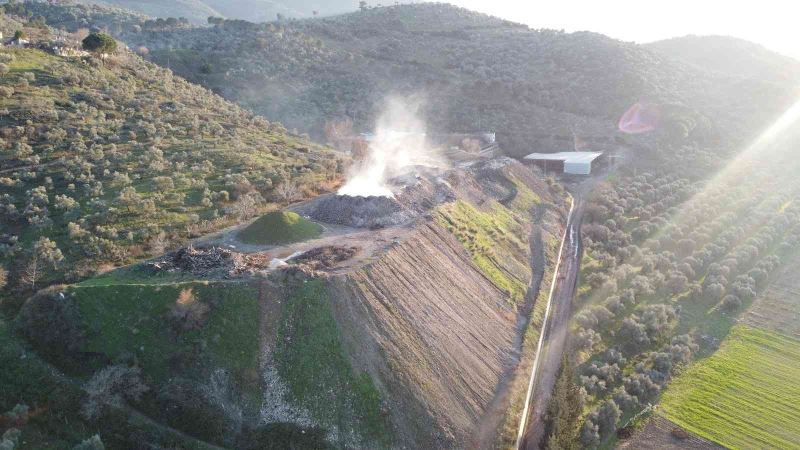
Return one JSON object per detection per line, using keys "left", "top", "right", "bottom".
{"left": 618, "top": 102, "right": 661, "bottom": 134}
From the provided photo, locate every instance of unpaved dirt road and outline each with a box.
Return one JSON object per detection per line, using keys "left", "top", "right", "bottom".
{"left": 517, "top": 199, "right": 583, "bottom": 449}
{"left": 192, "top": 214, "right": 416, "bottom": 275}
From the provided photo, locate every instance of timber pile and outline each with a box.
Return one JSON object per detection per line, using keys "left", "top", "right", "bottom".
{"left": 290, "top": 245, "right": 358, "bottom": 269}
{"left": 150, "top": 245, "right": 269, "bottom": 277}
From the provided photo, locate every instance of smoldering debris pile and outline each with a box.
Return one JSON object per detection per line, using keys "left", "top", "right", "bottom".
{"left": 298, "top": 167, "right": 460, "bottom": 229}
{"left": 149, "top": 246, "right": 269, "bottom": 277}
{"left": 306, "top": 195, "right": 415, "bottom": 229}
{"left": 289, "top": 246, "right": 358, "bottom": 270}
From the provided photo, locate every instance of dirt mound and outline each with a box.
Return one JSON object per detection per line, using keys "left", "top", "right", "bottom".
{"left": 307, "top": 195, "right": 414, "bottom": 228}
{"left": 290, "top": 246, "right": 359, "bottom": 270}
{"left": 150, "top": 246, "right": 269, "bottom": 277}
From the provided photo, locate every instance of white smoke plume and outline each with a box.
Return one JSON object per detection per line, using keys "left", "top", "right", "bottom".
{"left": 338, "top": 95, "right": 446, "bottom": 197}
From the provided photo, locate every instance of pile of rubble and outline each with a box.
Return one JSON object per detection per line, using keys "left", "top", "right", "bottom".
{"left": 299, "top": 167, "right": 463, "bottom": 229}
{"left": 289, "top": 246, "right": 358, "bottom": 270}
{"left": 149, "top": 245, "right": 269, "bottom": 278}
{"left": 303, "top": 194, "right": 415, "bottom": 229}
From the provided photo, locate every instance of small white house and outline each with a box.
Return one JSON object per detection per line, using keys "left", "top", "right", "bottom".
{"left": 523, "top": 151, "right": 604, "bottom": 175}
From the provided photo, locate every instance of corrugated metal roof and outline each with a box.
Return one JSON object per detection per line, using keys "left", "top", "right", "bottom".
{"left": 523, "top": 151, "right": 603, "bottom": 164}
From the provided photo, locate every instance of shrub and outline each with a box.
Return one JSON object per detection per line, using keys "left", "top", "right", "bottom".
{"left": 721, "top": 294, "right": 742, "bottom": 311}
{"left": 1, "top": 428, "right": 21, "bottom": 450}
{"left": 157, "top": 377, "right": 228, "bottom": 443}
{"left": 82, "top": 32, "right": 117, "bottom": 56}
{"left": 168, "top": 288, "right": 210, "bottom": 331}
{"left": 623, "top": 372, "right": 661, "bottom": 404}
{"left": 16, "top": 287, "right": 86, "bottom": 357}
{"left": 72, "top": 435, "right": 105, "bottom": 450}
{"left": 581, "top": 400, "right": 620, "bottom": 447}
{"left": 81, "top": 365, "right": 148, "bottom": 421}
{"left": 619, "top": 317, "right": 650, "bottom": 353}
{"left": 704, "top": 282, "right": 725, "bottom": 300}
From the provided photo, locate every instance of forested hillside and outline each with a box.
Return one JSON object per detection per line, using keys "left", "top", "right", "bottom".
{"left": 9, "top": 2, "right": 798, "bottom": 158}
{"left": 137, "top": 5, "right": 800, "bottom": 156}
{"left": 647, "top": 35, "right": 800, "bottom": 80}
{"left": 0, "top": 22, "right": 342, "bottom": 310}
{"left": 69, "top": 0, "right": 357, "bottom": 24}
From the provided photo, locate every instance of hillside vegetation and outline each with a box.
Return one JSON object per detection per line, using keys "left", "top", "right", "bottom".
{"left": 4, "top": 3, "right": 800, "bottom": 450}
{"left": 541, "top": 127, "right": 800, "bottom": 447}
{"left": 11, "top": 2, "right": 799, "bottom": 158}
{"left": 89, "top": 0, "right": 358, "bottom": 23}
{"left": 108, "top": 4, "right": 799, "bottom": 157}
{"left": 647, "top": 35, "right": 800, "bottom": 81}
{"left": 2, "top": 157, "right": 566, "bottom": 449}
{"left": 0, "top": 40, "right": 342, "bottom": 309}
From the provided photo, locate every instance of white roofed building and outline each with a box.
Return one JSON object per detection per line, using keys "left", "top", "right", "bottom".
{"left": 523, "top": 151, "right": 604, "bottom": 175}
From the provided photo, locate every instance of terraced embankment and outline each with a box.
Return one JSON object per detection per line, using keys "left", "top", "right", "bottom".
{"left": 327, "top": 222, "right": 516, "bottom": 448}
{"left": 316, "top": 161, "right": 569, "bottom": 448}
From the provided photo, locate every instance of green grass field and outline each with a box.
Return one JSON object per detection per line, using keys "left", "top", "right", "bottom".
{"left": 661, "top": 325, "right": 800, "bottom": 450}
{"left": 237, "top": 211, "right": 323, "bottom": 245}
{"left": 275, "top": 279, "right": 391, "bottom": 448}
{"left": 71, "top": 280, "right": 261, "bottom": 391}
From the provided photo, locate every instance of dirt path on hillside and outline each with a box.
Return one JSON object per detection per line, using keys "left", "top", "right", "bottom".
{"left": 519, "top": 199, "right": 583, "bottom": 450}
{"left": 473, "top": 206, "right": 549, "bottom": 449}
{"left": 193, "top": 217, "right": 416, "bottom": 274}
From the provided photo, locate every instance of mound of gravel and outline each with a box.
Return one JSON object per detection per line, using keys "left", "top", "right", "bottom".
{"left": 308, "top": 195, "right": 415, "bottom": 228}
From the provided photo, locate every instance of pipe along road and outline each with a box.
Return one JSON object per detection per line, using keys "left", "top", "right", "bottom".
{"left": 516, "top": 197, "right": 584, "bottom": 450}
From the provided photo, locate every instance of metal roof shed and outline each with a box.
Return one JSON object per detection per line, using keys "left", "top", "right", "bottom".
{"left": 523, "top": 152, "right": 604, "bottom": 175}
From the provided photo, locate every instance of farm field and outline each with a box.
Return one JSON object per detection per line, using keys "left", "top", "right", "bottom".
{"left": 660, "top": 325, "right": 800, "bottom": 450}
{"left": 742, "top": 254, "right": 800, "bottom": 338}
{"left": 617, "top": 416, "right": 722, "bottom": 450}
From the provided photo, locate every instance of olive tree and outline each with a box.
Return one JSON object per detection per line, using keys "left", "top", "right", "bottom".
{"left": 82, "top": 32, "right": 117, "bottom": 60}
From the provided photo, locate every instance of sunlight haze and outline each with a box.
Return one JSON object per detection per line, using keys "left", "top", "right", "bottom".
{"left": 447, "top": 0, "right": 799, "bottom": 59}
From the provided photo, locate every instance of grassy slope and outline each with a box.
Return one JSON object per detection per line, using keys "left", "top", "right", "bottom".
{"left": 0, "top": 318, "right": 89, "bottom": 449}
{"left": 661, "top": 325, "right": 800, "bottom": 449}
{"left": 1, "top": 316, "right": 224, "bottom": 450}
{"left": 275, "top": 279, "right": 392, "bottom": 448}
{"left": 6, "top": 260, "right": 393, "bottom": 447}
{"left": 237, "top": 211, "right": 323, "bottom": 245}
{"left": 494, "top": 231, "right": 563, "bottom": 447}
{"left": 434, "top": 178, "right": 540, "bottom": 304}
{"left": 70, "top": 280, "right": 261, "bottom": 391}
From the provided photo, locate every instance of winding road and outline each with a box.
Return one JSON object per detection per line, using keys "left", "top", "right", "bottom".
{"left": 516, "top": 197, "right": 584, "bottom": 450}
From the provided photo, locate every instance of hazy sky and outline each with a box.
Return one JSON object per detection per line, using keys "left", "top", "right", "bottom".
{"left": 445, "top": 0, "right": 798, "bottom": 59}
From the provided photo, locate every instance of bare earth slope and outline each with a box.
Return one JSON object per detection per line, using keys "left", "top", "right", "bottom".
{"left": 327, "top": 222, "right": 517, "bottom": 448}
